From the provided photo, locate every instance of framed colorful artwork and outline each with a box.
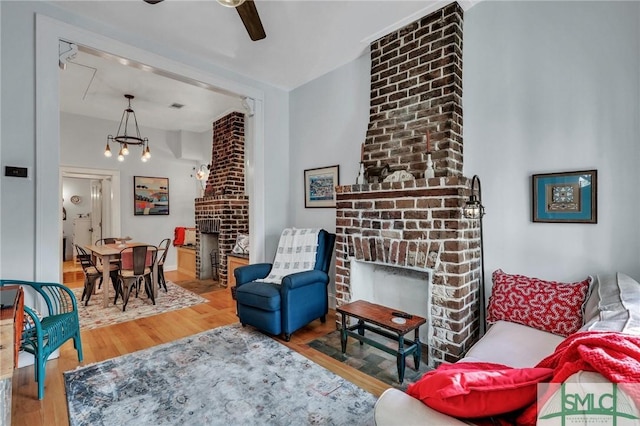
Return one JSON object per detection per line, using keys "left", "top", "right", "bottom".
{"left": 532, "top": 170, "right": 597, "bottom": 223}
{"left": 134, "top": 176, "right": 169, "bottom": 216}
{"left": 304, "top": 165, "right": 339, "bottom": 208}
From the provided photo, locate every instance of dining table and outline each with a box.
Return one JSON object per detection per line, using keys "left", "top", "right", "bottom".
{"left": 83, "top": 242, "right": 158, "bottom": 308}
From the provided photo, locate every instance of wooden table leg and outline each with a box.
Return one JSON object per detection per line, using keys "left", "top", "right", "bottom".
{"left": 413, "top": 328, "right": 421, "bottom": 369}
{"left": 340, "top": 312, "right": 347, "bottom": 353}
{"left": 102, "top": 254, "right": 111, "bottom": 308}
{"left": 397, "top": 334, "right": 406, "bottom": 384}
{"left": 357, "top": 319, "right": 365, "bottom": 345}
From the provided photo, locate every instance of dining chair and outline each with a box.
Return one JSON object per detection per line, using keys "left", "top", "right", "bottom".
{"left": 95, "top": 238, "right": 117, "bottom": 245}
{"left": 118, "top": 245, "right": 157, "bottom": 311}
{"left": 156, "top": 238, "right": 171, "bottom": 292}
{"left": 93, "top": 238, "right": 121, "bottom": 288}
{"left": 75, "top": 244, "right": 121, "bottom": 305}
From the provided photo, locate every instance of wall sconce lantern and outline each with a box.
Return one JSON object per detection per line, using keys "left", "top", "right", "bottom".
{"left": 464, "top": 175, "right": 486, "bottom": 337}
{"left": 195, "top": 164, "right": 210, "bottom": 181}
{"left": 193, "top": 164, "right": 210, "bottom": 193}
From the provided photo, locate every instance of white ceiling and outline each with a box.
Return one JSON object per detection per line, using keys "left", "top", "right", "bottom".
{"left": 54, "top": 0, "right": 474, "bottom": 132}
{"left": 60, "top": 47, "right": 245, "bottom": 132}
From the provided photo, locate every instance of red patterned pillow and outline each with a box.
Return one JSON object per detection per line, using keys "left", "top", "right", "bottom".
{"left": 487, "top": 269, "right": 591, "bottom": 336}
{"left": 406, "top": 362, "right": 553, "bottom": 418}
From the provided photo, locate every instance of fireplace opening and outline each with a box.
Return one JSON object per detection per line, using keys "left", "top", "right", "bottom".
{"left": 198, "top": 232, "right": 219, "bottom": 280}
{"left": 350, "top": 260, "right": 432, "bottom": 346}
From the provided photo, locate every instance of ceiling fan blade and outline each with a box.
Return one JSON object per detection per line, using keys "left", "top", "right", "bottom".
{"left": 236, "top": 0, "right": 266, "bottom": 41}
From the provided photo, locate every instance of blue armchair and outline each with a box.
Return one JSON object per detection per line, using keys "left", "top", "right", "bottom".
{"left": 235, "top": 229, "right": 336, "bottom": 341}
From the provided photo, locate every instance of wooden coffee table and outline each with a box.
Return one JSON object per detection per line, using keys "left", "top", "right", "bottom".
{"left": 336, "top": 300, "right": 427, "bottom": 383}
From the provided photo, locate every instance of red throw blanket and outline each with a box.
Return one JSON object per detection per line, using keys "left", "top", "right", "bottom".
{"left": 517, "top": 331, "right": 640, "bottom": 425}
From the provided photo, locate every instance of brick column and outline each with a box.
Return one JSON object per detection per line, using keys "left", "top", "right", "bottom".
{"left": 195, "top": 111, "right": 249, "bottom": 286}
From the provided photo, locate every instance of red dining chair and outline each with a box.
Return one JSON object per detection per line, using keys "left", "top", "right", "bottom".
{"left": 118, "top": 245, "right": 157, "bottom": 311}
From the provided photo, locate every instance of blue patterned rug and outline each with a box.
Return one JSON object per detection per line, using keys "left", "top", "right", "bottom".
{"left": 64, "top": 324, "right": 377, "bottom": 425}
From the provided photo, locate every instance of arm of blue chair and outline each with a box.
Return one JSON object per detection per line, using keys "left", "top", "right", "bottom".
{"left": 281, "top": 270, "right": 331, "bottom": 337}
{"left": 281, "top": 270, "right": 329, "bottom": 290}
{"left": 235, "top": 263, "right": 272, "bottom": 286}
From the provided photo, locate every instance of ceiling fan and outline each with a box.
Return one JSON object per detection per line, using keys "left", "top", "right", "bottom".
{"left": 143, "top": 0, "right": 266, "bottom": 41}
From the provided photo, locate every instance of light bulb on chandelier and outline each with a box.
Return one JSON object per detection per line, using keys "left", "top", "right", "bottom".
{"left": 104, "top": 94, "right": 151, "bottom": 162}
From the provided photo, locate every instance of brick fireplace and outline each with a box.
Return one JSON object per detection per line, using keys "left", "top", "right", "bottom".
{"left": 194, "top": 111, "right": 249, "bottom": 286}
{"left": 335, "top": 3, "right": 481, "bottom": 366}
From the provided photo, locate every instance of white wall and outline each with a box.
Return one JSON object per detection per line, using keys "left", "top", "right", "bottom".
{"left": 61, "top": 112, "right": 201, "bottom": 271}
{"left": 0, "top": 1, "right": 290, "bottom": 279}
{"left": 289, "top": 53, "right": 370, "bottom": 302}
{"left": 289, "top": 52, "right": 371, "bottom": 230}
{"left": 262, "top": 87, "right": 291, "bottom": 257}
{"left": 463, "top": 1, "right": 640, "bottom": 283}
{"left": 288, "top": 1, "right": 640, "bottom": 288}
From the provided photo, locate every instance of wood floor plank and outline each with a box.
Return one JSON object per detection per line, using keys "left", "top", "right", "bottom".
{"left": 10, "top": 269, "right": 392, "bottom": 426}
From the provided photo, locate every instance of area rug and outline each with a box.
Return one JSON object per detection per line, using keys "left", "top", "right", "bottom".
{"left": 64, "top": 324, "right": 377, "bottom": 425}
{"left": 73, "top": 281, "right": 208, "bottom": 331}
{"left": 173, "top": 278, "right": 224, "bottom": 295}
{"left": 307, "top": 330, "right": 430, "bottom": 390}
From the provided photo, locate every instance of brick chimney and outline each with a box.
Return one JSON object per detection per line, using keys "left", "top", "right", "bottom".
{"left": 195, "top": 112, "right": 249, "bottom": 286}
{"left": 364, "top": 2, "right": 463, "bottom": 178}
{"left": 335, "top": 2, "right": 482, "bottom": 366}
{"left": 205, "top": 111, "right": 246, "bottom": 197}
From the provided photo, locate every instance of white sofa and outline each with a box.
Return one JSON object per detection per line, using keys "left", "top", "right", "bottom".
{"left": 374, "top": 272, "right": 640, "bottom": 425}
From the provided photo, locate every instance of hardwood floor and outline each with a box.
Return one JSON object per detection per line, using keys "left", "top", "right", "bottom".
{"left": 11, "top": 270, "right": 390, "bottom": 425}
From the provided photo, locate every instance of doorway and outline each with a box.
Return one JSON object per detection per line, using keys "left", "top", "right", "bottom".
{"left": 36, "top": 16, "right": 266, "bottom": 283}
{"left": 60, "top": 166, "right": 120, "bottom": 283}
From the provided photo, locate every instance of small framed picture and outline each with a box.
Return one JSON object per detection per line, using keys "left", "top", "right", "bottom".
{"left": 134, "top": 176, "right": 170, "bottom": 216}
{"left": 532, "top": 170, "right": 597, "bottom": 223}
{"left": 304, "top": 165, "right": 340, "bottom": 208}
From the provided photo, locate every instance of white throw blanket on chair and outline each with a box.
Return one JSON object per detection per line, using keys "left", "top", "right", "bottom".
{"left": 257, "top": 228, "right": 320, "bottom": 285}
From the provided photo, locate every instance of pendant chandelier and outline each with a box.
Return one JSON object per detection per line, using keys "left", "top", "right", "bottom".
{"left": 104, "top": 94, "right": 151, "bottom": 162}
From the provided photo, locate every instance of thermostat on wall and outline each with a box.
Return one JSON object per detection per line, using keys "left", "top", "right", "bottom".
{"left": 5, "top": 166, "right": 28, "bottom": 178}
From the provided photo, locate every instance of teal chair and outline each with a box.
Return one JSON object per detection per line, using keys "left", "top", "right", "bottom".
{"left": 0, "top": 279, "right": 83, "bottom": 399}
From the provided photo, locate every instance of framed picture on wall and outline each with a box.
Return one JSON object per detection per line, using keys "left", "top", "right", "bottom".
{"left": 134, "top": 176, "right": 170, "bottom": 216}
{"left": 304, "top": 165, "right": 340, "bottom": 208}
{"left": 532, "top": 170, "right": 597, "bottom": 223}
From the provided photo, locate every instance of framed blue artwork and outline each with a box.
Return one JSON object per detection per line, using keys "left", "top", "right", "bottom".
{"left": 304, "top": 165, "right": 339, "bottom": 208}
{"left": 532, "top": 170, "right": 597, "bottom": 223}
